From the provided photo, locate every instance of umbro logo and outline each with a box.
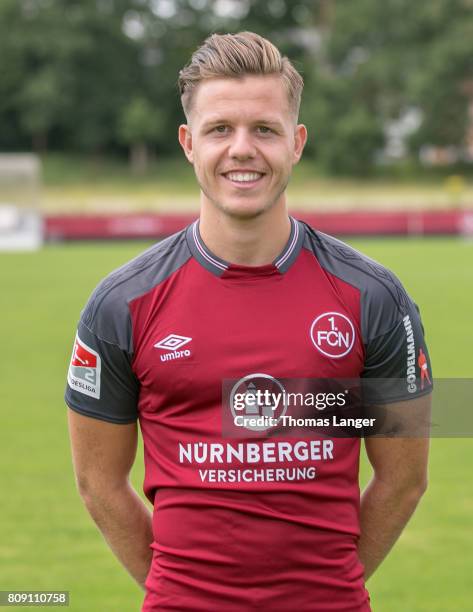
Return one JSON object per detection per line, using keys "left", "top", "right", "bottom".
{"left": 155, "top": 334, "right": 192, "bottom": 351}
{"left": 154, "top": 334, "right": 192, "bottom": 362}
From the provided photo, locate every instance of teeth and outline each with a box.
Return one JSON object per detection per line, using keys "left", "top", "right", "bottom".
{"left": 226, "top": 172, "right": 262, "bottom": 182}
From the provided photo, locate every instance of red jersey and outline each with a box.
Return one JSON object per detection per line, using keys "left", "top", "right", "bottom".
{"left": 66, "top": 218, "right": 432, "bottom": 611}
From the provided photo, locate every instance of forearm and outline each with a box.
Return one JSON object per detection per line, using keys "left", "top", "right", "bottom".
{"left": 80, "top": 482, "right": 153, "bottom": 589}
{"left": 358, "top": 476, "right": 426, "bottom": 580}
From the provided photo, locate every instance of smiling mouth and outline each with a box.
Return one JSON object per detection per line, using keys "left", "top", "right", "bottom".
{"left": 222, "top": 171, "right": 266, "bottom": 185}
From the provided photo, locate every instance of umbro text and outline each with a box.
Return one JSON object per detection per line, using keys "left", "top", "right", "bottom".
{"left": 160, "top": 349, "right": 191, "bottom": 362}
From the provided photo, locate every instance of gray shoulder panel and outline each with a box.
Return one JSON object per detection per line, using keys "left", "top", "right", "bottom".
{"left": 302, "top": 224, "right": 412, "bottom": 343}
{"left": 81, "top": 229, "right": 192, "bottom": 353}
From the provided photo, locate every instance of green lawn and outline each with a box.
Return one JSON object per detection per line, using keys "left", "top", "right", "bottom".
{"left": 0, "top": 238, "right": 472, "bottom": 611}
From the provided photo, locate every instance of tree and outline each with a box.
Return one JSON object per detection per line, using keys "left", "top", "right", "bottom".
{"left": 321, "top": 0, "right": 473, "bottom": 161}
{"left": 1, "top": 0, "right": 471, "bottom": 173}
{"left": 118, "top": 97, "right": 164, "bottom": 173}
{"left": 18, "top": 68, "right": 63, "bottom": 152}
{"left": 0, "top": 0, "right": 147, "bottom": 154}
{"left": 301, "top": 72, "right": 384, "bottom": 175}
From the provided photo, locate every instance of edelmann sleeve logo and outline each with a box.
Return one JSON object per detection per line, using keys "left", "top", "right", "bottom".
{"left": 403, "top": 315, "right": 417, "bottom": 393}
{"left": 67, "top": 334, "right": 101, "bottom": 399}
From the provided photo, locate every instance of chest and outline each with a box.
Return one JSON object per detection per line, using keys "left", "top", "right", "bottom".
{"left": 130, "top": 260, "right": 364, "bottom": 411}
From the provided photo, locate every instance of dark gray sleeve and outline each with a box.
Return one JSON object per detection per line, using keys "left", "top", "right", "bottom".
{"left": 65, "top": 321, "right": 139, "bottom": 424}
{"left": 64, "top": 230, "right": 193, "bottom": 423}
{"left": 362, "top": 296, "right": 433, "bottom": 403}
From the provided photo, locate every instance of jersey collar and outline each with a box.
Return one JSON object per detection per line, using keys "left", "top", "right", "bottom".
{"left": 186, "top": 216, "right": 305, "bottom": 278}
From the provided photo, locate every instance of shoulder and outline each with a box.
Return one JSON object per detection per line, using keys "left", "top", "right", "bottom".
{"left": 80, "top": 228, "right": 191, "bottom": 349}
{"left": 301, "top": 223, "right": 413, "bottom": 341}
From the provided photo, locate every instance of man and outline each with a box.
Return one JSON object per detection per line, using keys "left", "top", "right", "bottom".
{"left": 66, "top": 32, "right": 432, "bottom": 611}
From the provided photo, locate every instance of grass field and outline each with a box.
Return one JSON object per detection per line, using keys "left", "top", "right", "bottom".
{"left": 1, "top": 237, "right": 472, "bottom": 611}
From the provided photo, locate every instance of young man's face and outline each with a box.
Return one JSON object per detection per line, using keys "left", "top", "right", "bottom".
{"left": 179, "top": 74, "right": 307, "bottom": 219}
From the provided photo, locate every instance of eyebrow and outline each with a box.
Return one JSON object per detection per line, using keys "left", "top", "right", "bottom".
{"left": 201, "top": 118, "right": 285, "bottom": 129}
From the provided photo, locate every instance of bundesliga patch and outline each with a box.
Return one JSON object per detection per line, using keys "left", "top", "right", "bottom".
{"left": 67, "top": 334, "right": 101, "bottom": 399}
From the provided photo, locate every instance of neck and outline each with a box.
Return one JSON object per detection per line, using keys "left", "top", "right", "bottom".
{"left": 199, "top": 200, "right": 292, "bottom": 267}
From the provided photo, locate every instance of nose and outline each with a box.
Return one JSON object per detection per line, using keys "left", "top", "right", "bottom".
{"left": 228, "top": 128, "right": 256, "bottom": 160}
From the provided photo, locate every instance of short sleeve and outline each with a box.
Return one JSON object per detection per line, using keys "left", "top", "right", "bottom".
{"left": 362, "top": 298, "right": 433, "bottom": 403}
{"left": 65, "top": 321, "right": 139, "bottom": 424}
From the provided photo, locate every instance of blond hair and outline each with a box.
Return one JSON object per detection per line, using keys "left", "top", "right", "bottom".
{"left": 178, "top": 31, "right": 304, "bottom": 119}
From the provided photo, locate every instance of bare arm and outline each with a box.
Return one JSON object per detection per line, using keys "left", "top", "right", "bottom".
{"left": 358, "top": 394, "right": 431, "bottom": 580}
{"left": 68, "top": 409, "right": 153, "bottom": 589}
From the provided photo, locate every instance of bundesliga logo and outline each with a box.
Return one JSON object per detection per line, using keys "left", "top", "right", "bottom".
{"left": 310, "top": 312, "right": 355, "bottom": 358}
{"left": 68, "top": 334, "right": 101, "bottom": 399}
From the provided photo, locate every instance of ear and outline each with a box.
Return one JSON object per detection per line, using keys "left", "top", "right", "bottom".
{"left": 292, "top": 123, "right": 308, "bottom": 164}
{"left": 178, "top": 124, "right": 194, "bottom": 164}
